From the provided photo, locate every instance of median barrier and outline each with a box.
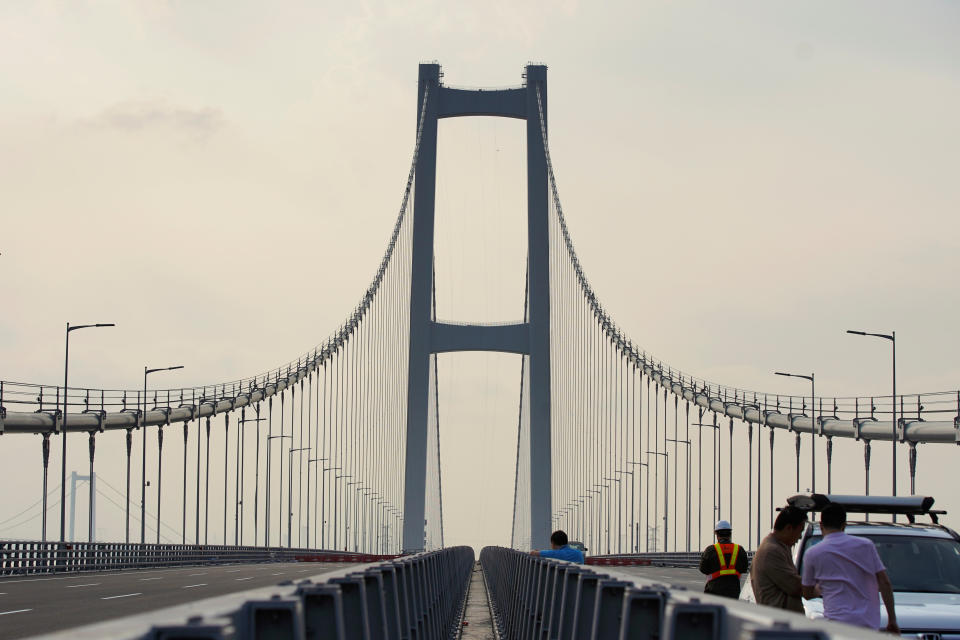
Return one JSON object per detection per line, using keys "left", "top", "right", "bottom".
{"left": 480, "top": 546, "right": 884, "bottom": 640}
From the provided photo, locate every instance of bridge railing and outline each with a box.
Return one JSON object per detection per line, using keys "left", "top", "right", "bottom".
{"left": 39, "top": 546, "right": 475, "bottom": 640}
{"left": 481, "top": 546, "right": 884, "bottom": 640}
{"left": 0, "top": 539, "right": 388, "bottom": 575}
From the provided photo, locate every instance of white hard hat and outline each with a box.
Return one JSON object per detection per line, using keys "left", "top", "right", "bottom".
{"left": 714, "top": 520, "right": 732, "bottom": 531}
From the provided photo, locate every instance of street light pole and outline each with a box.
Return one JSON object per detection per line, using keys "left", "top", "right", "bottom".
{"left": 649, "top": 452, "right": 669, "bottom": 551}
{"left": 775, "top": 371, "right": 816, "bottom": 493}
{"left": 266, "top": 434, "right": 292, "bottom": 546}
{"left": 60, "top": 322, "right": 114, "bottom": 542}
{"left": 692, "top": 423, "right": 719, "bottom": 551}
{"left": 585, "top": 490, "right": 600, "bottom": 553}
{"left": 334, "top": 473, "right": 351, "bottom": 550}
{"left": 603, "top": 476, "right": 623, "bottom": 553}
{"left": 614, "top": 470, "right": 634, "bottom": 553}
{"left": 626, "top": 460, "right": 647, "bottom": 552}
{"left": 142, "top": 365, "right": 184, "bottom": 544}
{"left": 847, "top": 330, "right": 897, "bottom": 505}
{"left": 287, "top": 447, "right": 310, "bottom": 547}
{"left": 306, "top": 457, "right": 326, "bottom": 548}
{"left": 237, "top": 414, "right": 266, "bottom": 546}
{"left": 321, "top": 466, "right": 341, "bottom": 550}
{"left": 594, "top": 483, "right": 611, "bottom": 554}
{"left": 667, "top": 438, "right": 691, "bottom": 551}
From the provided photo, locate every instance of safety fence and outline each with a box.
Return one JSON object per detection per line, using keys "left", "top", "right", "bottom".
{"left": 38, "top": 546, "right": 475, "bottom": 640}
{"left": 0, "top": 539, "right": 389, "bottom": 575}
{"left": 480, "top": 546, "right": 884, "bottom": 640}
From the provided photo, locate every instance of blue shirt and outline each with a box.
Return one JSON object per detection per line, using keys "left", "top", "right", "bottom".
{"left": 539, "top": 545, "right": 585, "bottom": 564}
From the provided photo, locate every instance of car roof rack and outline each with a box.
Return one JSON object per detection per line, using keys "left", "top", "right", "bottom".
{"left": 786, "top": 494, "right": 947, "bottom": 524}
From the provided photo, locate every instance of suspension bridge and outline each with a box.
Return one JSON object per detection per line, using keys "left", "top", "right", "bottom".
{"left": 1, "top": 63, "right": 958, "bottom": 639}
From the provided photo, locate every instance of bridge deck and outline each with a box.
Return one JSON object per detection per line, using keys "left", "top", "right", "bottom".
{"left": 0, "top": 561, "right": 356, "bottom": 639}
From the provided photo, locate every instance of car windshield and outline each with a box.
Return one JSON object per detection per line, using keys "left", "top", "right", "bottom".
{"left": 802, "top": 533, "right": 960, "bottom": 594}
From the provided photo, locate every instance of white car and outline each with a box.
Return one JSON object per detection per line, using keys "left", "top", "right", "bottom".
{"left": 741, "top": 494, "right": 960, "bottom": 639}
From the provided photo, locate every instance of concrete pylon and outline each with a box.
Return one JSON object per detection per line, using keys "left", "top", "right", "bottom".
{"left": 402, "top": 63, "right": 552, "bottom": 552}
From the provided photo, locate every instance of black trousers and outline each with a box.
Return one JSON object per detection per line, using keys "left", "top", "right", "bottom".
{"left": 704, "top": 575, "right": 741, "bottom": 599}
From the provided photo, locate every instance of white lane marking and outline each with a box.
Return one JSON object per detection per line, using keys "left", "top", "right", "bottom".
{"left": 271, "top": 572, "right": 284, "bottom": 576}
{"left": 0, "top": 563, "right": 300, "bottom": 586}
{"left": 235, "top": 577, "right": 253, "bottom": 581}
{"left": 225, "top": 569, "right": 243, "bottom": 573}
{"left": 101, "top": 593, "right": 141, "bottom": 600}
{"left": 188, "top": 573, "right": 207, "bottom": 577}
{"left": 182, "top": 584, "right": 207, "bottom": 589}
{"left": 0, "top": 609, "right": 32, "bottom": 616}
{"left": 0, "top": 567, "right": 181, "bottom": 585}
{"left": 139, "top": 577, "right": 163, "bottom": 581}
{"left": 66, "top": 583, "right": 100, "bottom": 588}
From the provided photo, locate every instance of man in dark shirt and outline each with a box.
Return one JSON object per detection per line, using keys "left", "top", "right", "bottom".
{"left": 752, "top": 506, "right": 807, "bottom": 612}
{"left": 699, "top": 519, "right": 750, "bottom": 598}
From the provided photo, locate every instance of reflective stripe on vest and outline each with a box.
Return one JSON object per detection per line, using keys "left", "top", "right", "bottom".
{"left": 709, "top": 542, "right": 741, "bottom": 581}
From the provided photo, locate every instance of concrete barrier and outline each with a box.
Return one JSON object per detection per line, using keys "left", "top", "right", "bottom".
{"left": 480, "top": 546, "right": 885, "bottom": 640}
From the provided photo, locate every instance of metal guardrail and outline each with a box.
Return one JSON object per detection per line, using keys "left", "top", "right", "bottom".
{"left": 33, "top": 546, "right": 475, "bottom": 640}
{"left": 588, "top": 552, "right": 700, "bottom": 568}
{"left": 0, "top": 539, "right": 387, "bottom": 575}
{"left": 588, "top": 551, "right": 755, "bottom": 568}
{"left": 480, "top": 546, "right": 885, "bottom": 640}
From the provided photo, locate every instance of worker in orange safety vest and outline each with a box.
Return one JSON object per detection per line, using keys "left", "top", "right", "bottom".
{"left": 698, "top": 519, "right": 750, "bottom": 598}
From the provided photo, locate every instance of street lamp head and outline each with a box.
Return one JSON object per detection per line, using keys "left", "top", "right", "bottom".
{"left": 847, "top": 329, "right": 894, "bottom": 341}
{"left": 775, "top": 371, "right": 814, "bottom": 382}
{"left": 68, "top": 323, "right": 116, "bottom": 332}
{"left": 146, "top": 365, "right": 185, "bottom": 375}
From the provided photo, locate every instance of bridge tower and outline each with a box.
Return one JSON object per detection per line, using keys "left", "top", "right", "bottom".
{"left": 403, "top": 63, "right": 552, "bottom": 551}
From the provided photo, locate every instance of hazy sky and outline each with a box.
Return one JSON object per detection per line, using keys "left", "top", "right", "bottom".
{"left": 1, "top": 1, "right": 958, "bottom": 552}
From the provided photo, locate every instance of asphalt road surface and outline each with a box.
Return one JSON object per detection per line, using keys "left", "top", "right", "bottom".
{"left": 607, "top": 565, "right": 721, "bottom": 592}
{"left": 0, "top": 561, "right": 356, "bottom": 639}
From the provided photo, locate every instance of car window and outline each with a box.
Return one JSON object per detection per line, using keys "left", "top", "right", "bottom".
{"left": 801, "top": 533, "right": 960, "bottom": 594}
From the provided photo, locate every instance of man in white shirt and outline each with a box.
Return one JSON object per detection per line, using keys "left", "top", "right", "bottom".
{"left": 801, "top": 504, "right": 899, "bottom": 633}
